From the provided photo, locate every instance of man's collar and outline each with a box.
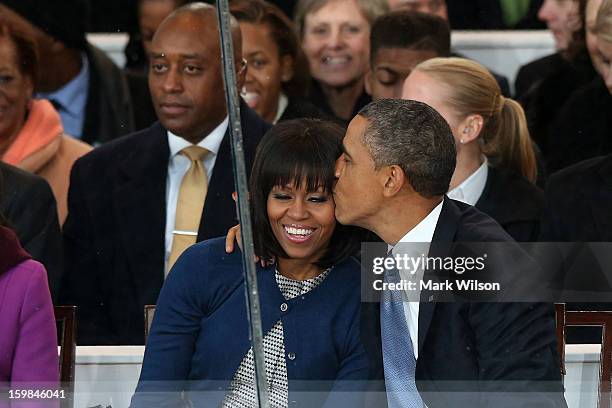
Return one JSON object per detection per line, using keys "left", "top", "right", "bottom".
{"left": 36, "top": 53, "right": 89, "bottom": 116}
{"left": 167, "top": 116, "right": 229, "bottom": 157}
{"left": 389, "top": 201, "right": 444, "bottom": 255}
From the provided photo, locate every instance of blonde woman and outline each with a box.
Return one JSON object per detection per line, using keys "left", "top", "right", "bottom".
{"left": 403, "top": 57, "right": 544, "bottom": 241}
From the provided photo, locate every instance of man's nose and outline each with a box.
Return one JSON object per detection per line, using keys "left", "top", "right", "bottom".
{"left": 162, "top": 68, "right": 184, "bottom": 93}
{"left": 335, "top": 157, "right": 344, "bottom": 178}
{"left": 605, "top": 66, "right": 612, "bottom": 94}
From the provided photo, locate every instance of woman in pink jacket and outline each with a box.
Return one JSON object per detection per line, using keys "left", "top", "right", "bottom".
{"left": 0, "top": 216, "right": 58, "bottom": 395}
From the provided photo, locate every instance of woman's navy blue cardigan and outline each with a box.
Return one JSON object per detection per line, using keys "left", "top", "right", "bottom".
{"left": 131, "top": 237, "right": 369, "bottom": 407}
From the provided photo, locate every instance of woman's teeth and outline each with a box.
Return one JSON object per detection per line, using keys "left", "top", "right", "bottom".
{"left": 240, "top": 89, "right": 259, "bottom": 107}
{"left": 284, "top": 226, "right": 314, "bottom": 236}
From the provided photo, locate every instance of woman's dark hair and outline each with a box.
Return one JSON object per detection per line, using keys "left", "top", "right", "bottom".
{"left": 230, "top": 0, "right": 310, "bottom": 98}
{"left": 0, "top": 19, "right": 38, "bottom": 84}
{"left": 250, "top": 118, "right": 360, "bottom": 268}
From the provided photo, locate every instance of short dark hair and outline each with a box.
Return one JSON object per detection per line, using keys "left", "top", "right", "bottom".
{"left": 358, "top": 99, "right": 456, "bottom": 198}
{"left": 370, "top": 10, "right": 451, "bottom": 66}
{"left": 0, "top": 19, "right": 38, "bottom": 85}
{"left": 230, "top": 0, "right": 309, "bottom": 98}
{"left": 250, "top": 119, "right": 360, "bottom": 268}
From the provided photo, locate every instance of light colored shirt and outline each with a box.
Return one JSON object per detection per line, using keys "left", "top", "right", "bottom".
{"left": 164, "top": 117, "right": 229, "bottom": 269}
{"left": 390, "top": 201, "right": 443, "bottom": 359}
{"left": 272, "top": 93, "right": 289, "bottom": 124}
{"left": 447, "top": 159, "right": 489, "bottom": 206}
{"left": 36, "top": 53, "right": 89, "bottom": 139}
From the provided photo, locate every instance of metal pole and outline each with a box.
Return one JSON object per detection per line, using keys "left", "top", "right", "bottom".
{"left": 215, "top": 1, "right": 270, "bottom": 407}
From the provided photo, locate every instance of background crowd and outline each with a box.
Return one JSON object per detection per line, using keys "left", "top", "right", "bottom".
{"left": 1, "top": 0, "right": 611, "bottom": 403}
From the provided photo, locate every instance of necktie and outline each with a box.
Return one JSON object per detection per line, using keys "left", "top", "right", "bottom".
{"left": 168, "top": 146, "right": 209, "bottom": 270}
{"left": 381, "top": 259, "right": 423, "bottom": 408}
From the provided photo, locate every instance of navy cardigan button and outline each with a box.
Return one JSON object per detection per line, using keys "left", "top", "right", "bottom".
{"left": 288, "top": 352, "right": 296, "bottom": 360}
{"left": 280, "top": 302, "right": 288, "bottom": 312}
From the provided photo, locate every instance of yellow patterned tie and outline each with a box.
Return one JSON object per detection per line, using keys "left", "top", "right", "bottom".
{"left": 168, "top": 146, "right": 209, "bottom": 271}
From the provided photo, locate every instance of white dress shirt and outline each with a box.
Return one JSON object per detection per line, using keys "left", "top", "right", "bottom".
{"left": 164, "top": 117, "right": 229, "bottom": 269}
{"left": 390, "top": 201, "right": 443, "bottom": 359}
{"left": 447, "top": 159, "right": 489, "bottom": 206}
{"left": 272, "top": 93, "right": 289, "bottom": 124}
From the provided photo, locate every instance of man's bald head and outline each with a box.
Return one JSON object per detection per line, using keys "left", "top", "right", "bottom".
{"left": 148, "top": 1, "right": 246, "bottom": 144}
{"left": 156, "top": 2, "right": 243, "bottom": 63}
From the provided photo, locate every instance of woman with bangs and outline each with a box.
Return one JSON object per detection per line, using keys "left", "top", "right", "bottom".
{"left": 132, "top": 119, "right": 369, "bottom": 408}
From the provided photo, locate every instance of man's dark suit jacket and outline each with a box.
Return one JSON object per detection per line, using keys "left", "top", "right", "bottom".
{"left": 0, "top": 162, "right": 62, "bottom": 302}
{"left": 475, "top": 167, "right": 544, "bottom": 242}
{"left": 61, "top": 106, "right": 270, "bottom": 345}
{"left": 82, "top": 44, "right": 157, "bottom": 145}
{"left": 541, "top": 155, "right": 612, "bottom": 343}
{"left": 361, "top": 198, "right": 565, "bottom": 407}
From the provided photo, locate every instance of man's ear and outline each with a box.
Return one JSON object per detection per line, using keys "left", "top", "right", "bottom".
{"left": 236, "top": 58, "right": 247, "bottom": 90}
{"left": 280, "top": 55, "right": 294, "bottom": 83}
{"left": 382, "top": 165, "right": 406, "bottom": 197}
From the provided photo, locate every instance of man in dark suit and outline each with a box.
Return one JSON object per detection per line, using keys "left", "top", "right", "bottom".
{"left": 541, "top": 154, "right": 612, "bottom": 343}
{"left": 61, "top": 3, "right": 270, "bottom": 345}
{"left": 334, "top": 99, "right": 565, "bottom": 407}
{"left": 0, "top": 162, "right": 62, "bottom": 302}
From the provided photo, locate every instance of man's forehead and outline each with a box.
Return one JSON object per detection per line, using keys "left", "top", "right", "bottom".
{"left": 345, "top": 116, "right": 369, "bottom": 147}
{"left": 152, "top": 24, "right": 220, "bottom": 55}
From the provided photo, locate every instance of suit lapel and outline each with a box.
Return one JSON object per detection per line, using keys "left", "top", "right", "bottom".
{"left": 593, "top": 157, "right": 612, "bottom": 240}
{"left": 113, "top": 123, "right": 168, "bottom": 305}
{"left": 197, "top": 128, "right": 235, "bottom": 240}
{"left": 418, "top": 197, "right": 459, "bottom": 355}
{"left": 196, "top": 104, "right": 269, "bottom": 240}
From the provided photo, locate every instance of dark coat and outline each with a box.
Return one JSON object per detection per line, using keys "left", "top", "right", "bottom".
{"left": 305, "top": 80, "right": 371, "bottom": 124}
{"left": 541, "top": 155, "right": 612, "bottom": 343}
{"left": 517, "top": 52, "right": 596, "bottom": 156}
{"left": 475, "top": 167, "right": 545, "bottom": 242}
{"left": 278, "top": 97, "right": 327, "bottom": 122}
{"left": 546, "top": 76, "right": 612, "bottom": 174}
{"left": 543, "top": 154, "right": 612, "bottom": 242}
{"left": 61, "top": 106, "right": 270, "bottom": 345}
{"left": 361, "top": 198, "right": 565, "bottom": 407}
{"left": 81, "top": 44, "right": 136, "bottom": 145}
{"left": 446, "top": 0, "right": 544, "bottom": 29}
{"left": 0, "top": 162, "right": 62, "bottom": 302}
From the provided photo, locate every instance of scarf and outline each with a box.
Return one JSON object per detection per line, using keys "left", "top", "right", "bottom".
{"left": 0, "top": 225, "right": 31, "bottom": 276}
{"left": 1, "top": 99, "right": 64, "bottom": 172}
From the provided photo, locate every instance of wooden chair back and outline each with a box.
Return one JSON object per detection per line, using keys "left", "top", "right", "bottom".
{"left": 55, "top": 305, "right": 76, "bottom": 408}
{"left": 556, "top": 304, "right": 612, "bottom": 408}
{"left": 144, "top": 305, "right": 156, "bottom": 343}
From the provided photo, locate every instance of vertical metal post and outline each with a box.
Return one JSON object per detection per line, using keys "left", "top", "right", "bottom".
{"left": 215, "top": 1, "right": 270, "bottom": 407}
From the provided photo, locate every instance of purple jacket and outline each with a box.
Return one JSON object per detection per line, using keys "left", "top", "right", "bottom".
{"left": 0, "top": 226, "right": 58, "bottom": 386}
